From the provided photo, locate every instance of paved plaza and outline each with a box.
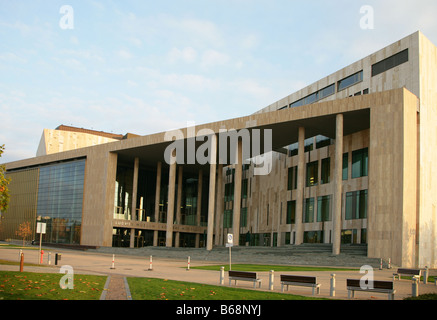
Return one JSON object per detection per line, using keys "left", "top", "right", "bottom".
{"left": 0, "top": 244, "right": 436, "bottom": 301}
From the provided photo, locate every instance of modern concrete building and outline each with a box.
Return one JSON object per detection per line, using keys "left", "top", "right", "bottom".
{"left": 1, "top": 31, "right": 436, "bottom": 268}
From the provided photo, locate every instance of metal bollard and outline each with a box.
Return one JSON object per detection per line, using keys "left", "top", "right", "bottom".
{"left": 387, "top": 258, "right": 391, "bottom": 269}
{"left": 269, "top": 270, "right": 274, "bottom": 291}
{"left": 186, "top": 256, "right": 190, "bottom": 271}
{"left": 48, "top": 252, "right": 51, "bottom": 265}
{"left": 412, "top": 275, "right": 419, "bottom": 297}
{"left": 148, "top": 255, "right": 153, "bottom": 271}
{"left": 220, "top": 266, "right": 225, "bottom": 285}
{"left": 330, "top": 274, "right": 336, "bottom": 297}
{"left": 379, "top": 258, "right": 383, "bottom": 270}
{"left": 55, "top": 253, "right": 62, "bottom": 265}
{"left": 110, "top": 254, "right": 115, "bottom": 269}
{"left": 423, "top": 266, "right": 428, "bottom": 284}
{"left": 19, "top": 253, "right": 24, "bottom": 272}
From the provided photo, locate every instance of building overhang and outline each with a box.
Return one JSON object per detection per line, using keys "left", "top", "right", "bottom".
{"left": 5, "top": 88, "right": 416, "bottom": 176}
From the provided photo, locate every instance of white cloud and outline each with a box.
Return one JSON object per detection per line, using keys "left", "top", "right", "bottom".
{"left": 201, "top": 49, "right": 230, "bottom": 68}
{"left": 70, "top": 35, "right": 79, "bottom": 45}
{"left": 118, "top": 49, "right": 133, "bottom": 59}
{"left": 0, "top": 52, "right": 27, "bottom": 64}
{"left": 232, "top": 79, "right": 272, "bottom": 100}
{"left": 167, "top": 47, "right": 197, "bottom": 64}
{"left": 241, "top": 34, "right": 259, "bottom": 50}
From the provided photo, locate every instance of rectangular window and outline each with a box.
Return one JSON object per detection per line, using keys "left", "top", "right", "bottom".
{"left": 242, "top": 179, "right": 248, "bottom": 199}
{"left": 321, "top": 158, "right": 330, "bottom": 184}
{"left": 288, "top": 143, "right": 298, "bottom": 157}
{"left": 287, "top": 166, "right": 298, "bottom": 190}
{"left": 361, "top": 229, "right": 367, "bottom": 244}
{"left": 372, "top": 49, "right": 409, "bottom": 77}
{"left": 316, "top": 135, "right": 332, "bottom": 149}
{"left": 304, "top": 138, "right": 313, "bottom": 152}
{"left": 303, "top": 231, "right": 324, "bottom": 243}
{"left": 223, "top": 210, "right": 233, "bottom": 228}
{"left": 224, "top": 183, "right": 234, "bottom": 202}
{"left": 290, "top": 84, "right": 335, "bottom": 108}
{"left": 342, "top": 153, "right": 348, "bottom": 180}
{"left": 352, "top": 148, "right": 368, "bottom": 178}
{"left": 304, "top": 198, "right": 315, "bottom": 223}
{"left": 338, "top": 70, "right": 363, "bottom": 91}
{"left": 286, "top": 200, "right": 296, "bottom": 224}
{"left": 345, "top": 190, "right": 368, "bottom": 220}
{"left": 306, "top": 161, "right": 318, "bottom": 187}
{"left": 317, "top": 195, "right": 331, "bottom": 222}
{"left": 240, "top": 207, "right": 247, "bottom": 228}
{"left": 318, "top": 84, "right": 335, "bottom": 100}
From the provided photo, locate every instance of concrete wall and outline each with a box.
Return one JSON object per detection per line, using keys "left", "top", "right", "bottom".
{"left": 36, "top": 128, "right": 118, "bottom": 157}
{"left": 367, "top": 89, "right": 418, "bottom": 268}
{"left": 418, "top": 33, "right": 437, "bottom": 268}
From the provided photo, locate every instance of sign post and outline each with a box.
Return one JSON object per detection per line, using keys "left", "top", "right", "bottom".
{"left": 226, "top": 234, "right": 233, "bottom": 271}
{"left": 36, "top": 222, "right": 46, "bottom": 264}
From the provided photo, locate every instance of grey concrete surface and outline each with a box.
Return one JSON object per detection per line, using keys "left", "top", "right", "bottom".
{"left": 1, "top": 243, "right": 436, "bottom": 301}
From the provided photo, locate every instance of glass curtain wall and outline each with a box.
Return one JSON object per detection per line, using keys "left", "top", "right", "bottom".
{"left": 36, "top": 159, "right": 85, "bottom": 244}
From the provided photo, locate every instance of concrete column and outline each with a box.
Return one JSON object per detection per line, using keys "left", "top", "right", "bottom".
{"left": 153, "top": 161, "right": 162, "bottom": 247}
{"left": 175, "top": 166, "right": 183, "bottom": 247}
{"left": 207, "top": 134, "right": 217, "bottom": 251}
{"left": 332, "top": 114, "right": 343, "bottom": 255}
{"left": 277, "top": 202, "right": 282, "bottom": 247}
{"left": 295, "top": 127, "right": 305, "bottom": 245}
{"left": 131, "top": 157, "right": 139, "bottom": 221}
{"left": 166, "top": 151, "right": 177, "bottom": 247}
{"left": 195, "top": 169, "right": 203, "bottom": 248}
{"left": 215, "top": 164, "right": 224, "bottom": 246}
{"left": 130, "top": 228, "right": 135, "bottom": 248}
{"left": 232, "top": 139, "right": 243, "bottom": 246}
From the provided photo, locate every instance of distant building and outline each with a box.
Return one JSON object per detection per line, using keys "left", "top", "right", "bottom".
{"left": 1, "top": 31, "right": 436, "bottom": 268}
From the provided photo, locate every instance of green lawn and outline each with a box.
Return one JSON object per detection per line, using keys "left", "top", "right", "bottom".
{"left": 127, "top": 277, "right": 329, "bottom": 300}
{"left": 190, "top": 264, "right": 358, "bottom": 272}
{"left": 0, "top": 259, "right": 47, "bottom": 267}
{"left": 0, "top": 271, "right": 106, "bottom": 300}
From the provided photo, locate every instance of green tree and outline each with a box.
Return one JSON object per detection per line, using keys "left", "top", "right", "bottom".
{"left": 0, "top": 144, "right": 10, "bottom": 211}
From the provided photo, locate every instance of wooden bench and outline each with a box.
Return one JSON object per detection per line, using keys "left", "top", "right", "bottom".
{"left": 347, "top": 279, "right": 396, "bottom": 300}
{"left": 392, "top": 268, "right": 421, "bottom": 281}
{"left": 280, "top": 275, "right": 321, "bottom": 295}
{"left": 228, "top": 271, "right": 262, "bottom": 289}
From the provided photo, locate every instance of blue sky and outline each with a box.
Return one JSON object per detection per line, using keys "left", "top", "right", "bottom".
{"left": 1, "top": 0, "right": 437, "bottom": 163}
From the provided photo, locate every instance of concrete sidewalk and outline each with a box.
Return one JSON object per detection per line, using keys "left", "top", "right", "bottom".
{"left": 1, "top": 246, "right": 436, "bottom": 300}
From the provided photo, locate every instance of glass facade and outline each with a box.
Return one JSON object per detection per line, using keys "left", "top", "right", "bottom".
{"left": 36, "top": 159, "right": 85, "bottom": 244}
{"left": 304, "top": 198, "right": 315, "bottom": 223}
{"left": 287, "top": 166, "right": 297, "bottom": 190}
{"left": 352, "top": 148, "right": 368, "bottom": 178}
{"left": 372, "top": 49, "right": 408, "bottom": 77}
{"left": 337, "top": 70, "right": 363, "bottom": 91}
{"left": 342, "top": 153, "right": 349, "bottom": 180}
{"left": 286, "top": 200, "right": 296, "bottom": 224}
{"left": 317, "top": 195, "right": 331, "bottom": 222}
{"left": 320, "top": 158, "right": 330, "bottom": 184}
{"left": 289, "top": 84, "right": 336, "bottom": 108}
{"left": 345, "top": 190, "right": 368, "bottom": 220}
{"left": 306, "top": 161, "right": 318, "bottom": 187}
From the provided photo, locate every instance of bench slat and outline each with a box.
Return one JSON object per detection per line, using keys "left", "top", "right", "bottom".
{"left": 347, "top": 279, "right": 393, "bottom": 290}
{"left": 229, "top": 271, "right": 257, "bottom": 279}
{"left": 280, "top": 275, "right": 316, "bottom": 284}
{"left": 396, "top": 268, "right": 421, "bottom": 275}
